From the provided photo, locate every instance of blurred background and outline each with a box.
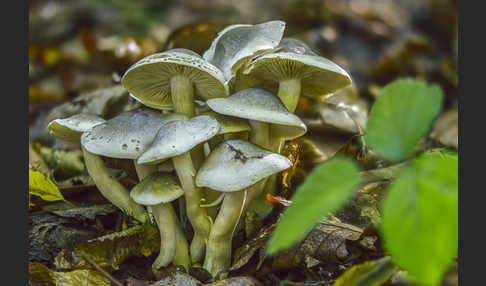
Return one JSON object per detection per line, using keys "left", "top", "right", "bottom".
{"left": 29, "top": 0, "right": 458, "bottom": 175}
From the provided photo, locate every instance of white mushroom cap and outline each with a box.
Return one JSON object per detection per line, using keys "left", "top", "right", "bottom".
{"left": 273, "top": 38, "right": 318, "bottom": 56}
{"left": 137, "top": 115, "right": 221, "bottom": 164}
{"left": 195, "top": 139, "right": 292, "bottom": 192}
{"left": 121, "top": 49, "right": 228, "bottom": 110}
{"left": 81, "top": 109, "right": 183, "bottom": 159}
{"left": 207, "top": 88, "right": 307, "bottom": 140}
{"left": 233, "top": 52, "right": 351, "bottom": 99}
{"left": 203, "top": 21, "right": 286, "bottom": 82}
{"left": 48, "top": 113, "right": 106, "bottom": 143}
{"left": 130, "top": 172, "right": 184, "bottom": 205}
{"left": 201, "top": 111, "right": 250, "bottom": 135}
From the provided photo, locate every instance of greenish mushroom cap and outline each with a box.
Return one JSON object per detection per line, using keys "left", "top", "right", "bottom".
{"left": 130, "top": 172, "right": 184, "bottom": 205}
{"left": 195, "top": 139, "right": 292, "bottom": 192}
{"left": 121, "top": 49, "right": 228, "bottom": 110}
{"left": 48, "top": 113, "right": 106, "bottom": 143}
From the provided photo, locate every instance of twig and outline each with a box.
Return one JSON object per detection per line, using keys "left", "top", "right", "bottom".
{"left": 79, "top": 252, "right": 124, "bottom": 286}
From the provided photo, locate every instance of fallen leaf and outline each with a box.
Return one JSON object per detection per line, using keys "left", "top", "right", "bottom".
{"left": 54, "top": 224, "right": 160, "bottom": 272}
{"left": 332, "top": 256, "right": 395, "bottom": 286}
{"left": 29, "top": 164, "right": 65, "bottom": 207}
{"left": 29, "top": 262, "right": 111, "bottom": 286}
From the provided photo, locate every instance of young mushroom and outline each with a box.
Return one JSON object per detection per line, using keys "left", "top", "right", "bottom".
{"left": 137, "top": 115, "right": 222, "bottom": 263}
{"left": 203, "top": 20, "right": 286, "bottom": 83}
{"left": 48, "top": 113, "right": 106, "bottom": 143}
{"left": 80, "top": 109, "right": 181, "bottom": 223}
{"left": 195, "top": 139, "right": 292, "bottom": 277}
{"left": 130, "top": 172, "right": 190, "bottom": 273}
{"left": 234, "top": 38, "right": 352, "bottom": 112}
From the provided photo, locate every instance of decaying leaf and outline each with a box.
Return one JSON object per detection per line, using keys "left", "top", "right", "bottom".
{"left": 332, "top": 256, "right": 395, "bottom": 286}
{"left": 29, "top": 164, "right": 65, "bottom": 207}
{"left": 29, "top": 262, "right": 111, "bottom": 286}
{"left": 29, "top": 211, "right": 100, "bottom": 265}
{"left": 50, "top": 204, "right": 118, "bottom": 220}
{"left": 429, "top": 107, "right": 458, "bottom": 149}
{"left": 205, "top": 276, "right": 262, "bottom": 286}
{"left": 149, "top": 271, "right": 203, "bottom": 286}
{"left": 281, "top": 137, "right": 327, "bottom": 190}
{"left": 29, "top": 143, "right": 51, "bottom": 178}
{"left": 54, "top": 224, "right": 160, "bottom": 272}
{"left": 233, "top": 218, "right": 363, "bottom": 272}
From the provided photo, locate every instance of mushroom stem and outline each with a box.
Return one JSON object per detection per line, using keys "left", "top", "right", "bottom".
{"left": 173, "top": 216, "right": 191, "bottom": 271}
{"left": 134, "top": 163, "right": 158, "bottom": 180}
{"left": 200, "top": 194, "right": 225, "bottom": 208}
{"left": 150, "top": 203, "right": 177, "bottom": 273}
{"left": 204, "top": 190, "right": 247, "bottom": 277}
{"left": 82, "top": 147, "right": 148, "bottom": 223}
{"left": 171, "top": 75, "right": 194, "bottom": 117}
{"left": 172, "top": 152, "right": 211, "bottom": 263}
{"left": 278, "top": 78, "right": 302, "bottom": 113}
{"left": 249, "top": 120, "right": 270, "bottom": 150}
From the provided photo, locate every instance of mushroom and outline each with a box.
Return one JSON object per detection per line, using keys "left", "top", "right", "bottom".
{"left": 137, "top": 115, "right": 222, "bottom": 263}
{"left": 47, "top": 113, "right": 106, "bottom": 143}
{"left": 47, "top": 112, "right": 149, "bottom": 223}
{"left": 203, "top": 21, "right": 286, "bottom": 83}
{"left": 207, "top": 87, "right": 307, "bottom": 153}
{"left": 195, "top": 139, "right": 292, "bottom": 277}
{"left": 130, "top": 172, "right": 190, "bottom": 272}
{"left": 233, "top": 38, "right": 352, "bottom": 112}
{"left": 121, "top": 48, "right": 228, "bottom": 117}
{"left": 200, "top": 110, "right": 251, "bottom": 150}
{"left": 80, "top": 109, "right": 182, "bottom": 223}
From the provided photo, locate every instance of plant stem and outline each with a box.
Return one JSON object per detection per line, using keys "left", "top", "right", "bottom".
{"left": 171, "top": 75, "right": 194, "bottom": 117}
{"left": 204, "top": 190, "right": 246, "bottom": 277}
{"left": 249, "top": 120, "right": 270, "bottom": 150}
{"left": 278, "top": 78, "right": 302, "bottom": 113}
{"left": 150, "top": 203, "right": 177, "bottom": 273}
{"left": 82, "top": 147, "right": 148, "bottom": 223}
{"left": 173, "top": 152, "right": 210, "bottom": 264}
{"left": 173, "top": 215, "right": 191, "bottom": 271}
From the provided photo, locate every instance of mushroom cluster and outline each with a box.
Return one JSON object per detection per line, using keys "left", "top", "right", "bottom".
{"left": 47, "top": 20, "right": 351, "bottom": 278}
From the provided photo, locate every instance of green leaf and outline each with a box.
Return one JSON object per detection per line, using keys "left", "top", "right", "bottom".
{"left": 364, "top": 78, "right": 444, "bottom": 161}
{"left": 333, "top": 256, "right": 395, "bottom": 286}
{"left": 29, "top": 164, "right": 65, "bottom": 206}
{"left": 380, "top": 151, "right": 458, "bottom": 286}
{"left": 267, "top": 157, "right": 361, "bottom": 255}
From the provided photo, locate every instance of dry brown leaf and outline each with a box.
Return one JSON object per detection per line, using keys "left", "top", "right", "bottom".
{"left": 29, "top": 262, "right": 111, "bottom": 286}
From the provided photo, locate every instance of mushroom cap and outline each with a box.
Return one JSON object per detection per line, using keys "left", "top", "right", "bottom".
{"left": 203, "top": 21, "right": 286, "bottom": 82}
{"left": 121, "top": 49, "right": 228, "bottom": 110}
{"left": 130, "top": 172, "right": 184, "bottom": 205}
{"left": 273, "top": 38, "right": 317, "bottom": 56}
{"left": 195, "top": 139, "right": 292, "bottom": 192}
{"left": 48, "top": 113, "right": 106, "bottom": 143}
{"left": 137, "top": 115, "right": 221, "bottom": 164}
{"left": 200, "top": 111, "right": 250, "bottom": 135}
{"left": 207, "top": 88, "right": 307, "bottom": 140}
{"left": 81, "top": 109, "right": 183, "bottom": 159}
{"left": 233, "top": 52, "right": 351, "bottom": 99}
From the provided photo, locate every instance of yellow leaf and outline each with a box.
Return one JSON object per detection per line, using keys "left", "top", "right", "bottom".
{"left": 333, "top": 257, "right": 395, "bottom": 286}
{"left": 29, "top": 164, "right": 65, "bottom": 206}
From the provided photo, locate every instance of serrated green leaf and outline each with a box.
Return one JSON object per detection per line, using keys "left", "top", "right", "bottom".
{"left": 364, "top": 78, "right": 443, "bottom": 161}
{"left": 267, "top": 157, "right": 361, "bottom": 255}
{"left": 29, "top": 164, "right": 65, "bottom": 206}
{"left": 380, "top": 151, "right": 458, "bottom": 286}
